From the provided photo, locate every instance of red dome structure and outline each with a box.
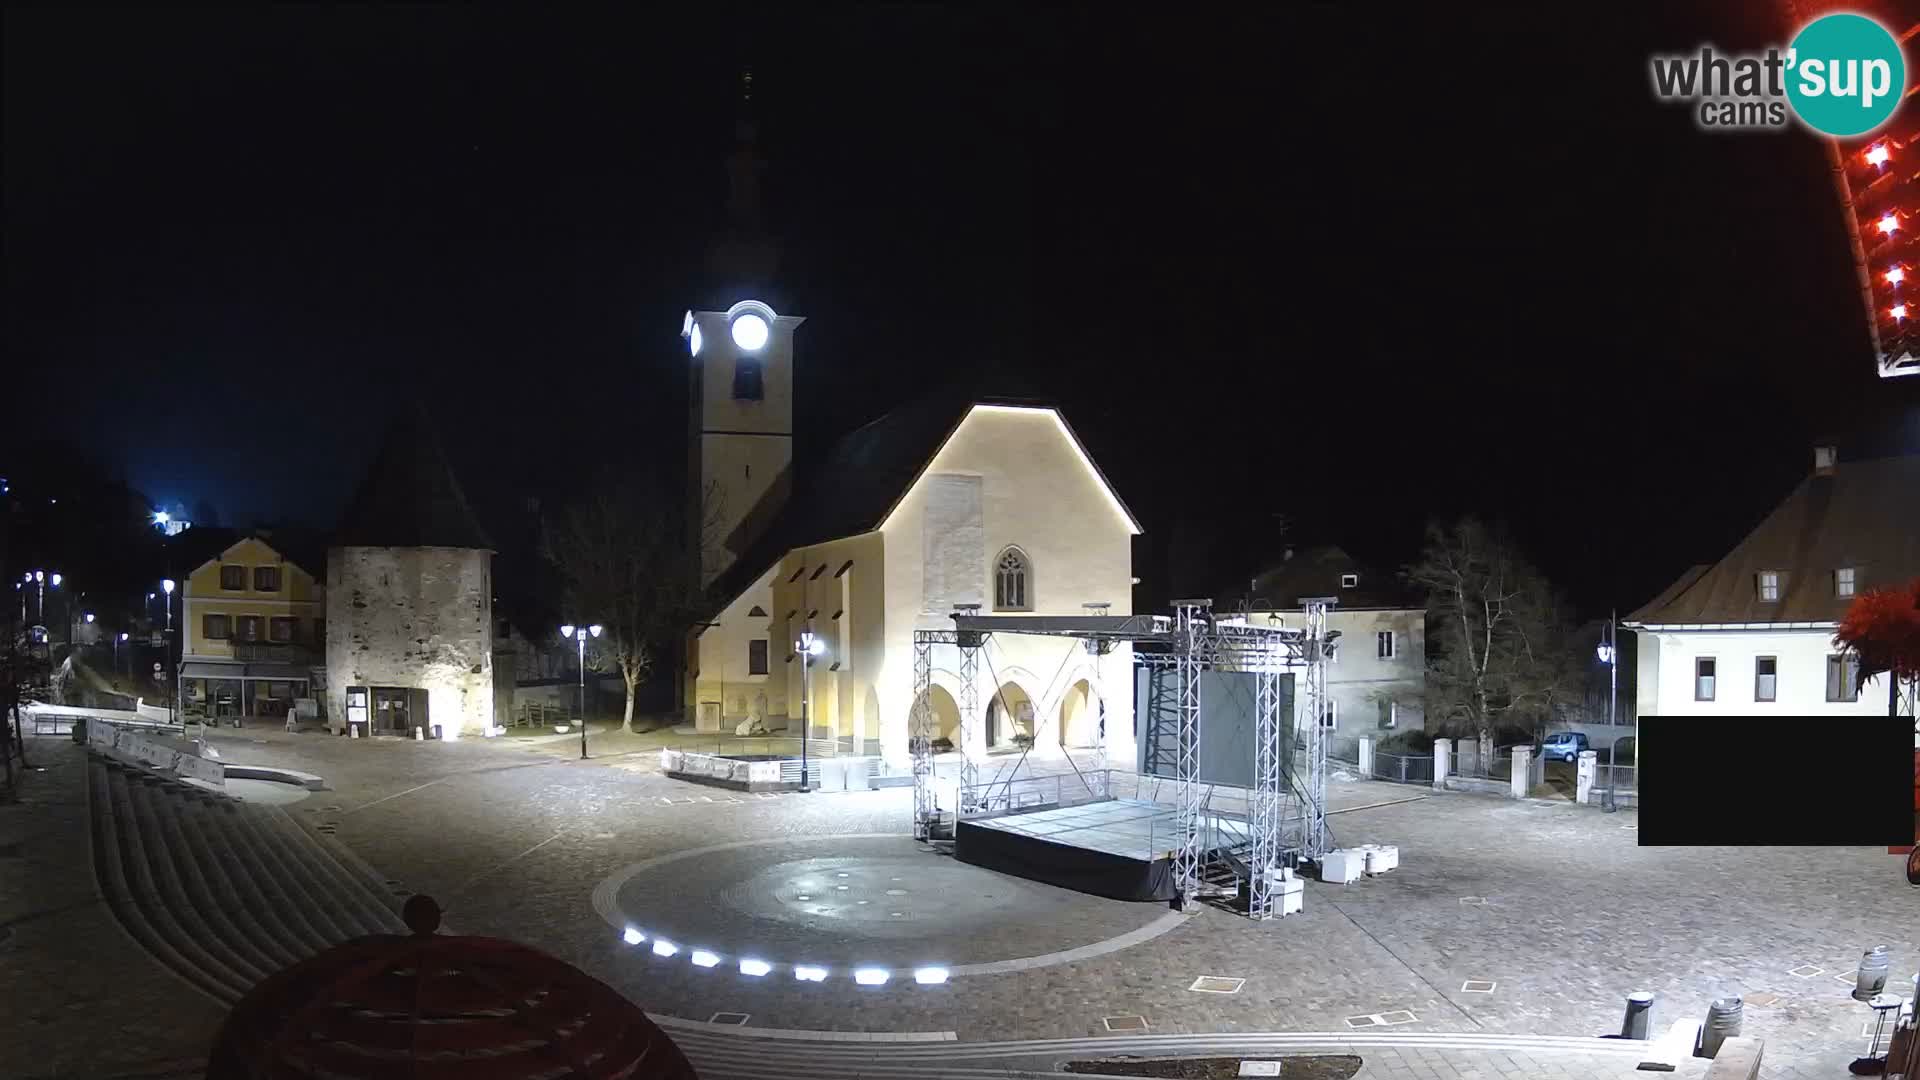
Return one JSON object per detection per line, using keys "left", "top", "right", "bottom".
{"left": 206, "top": 896, "right": 698, "bottom": 1080}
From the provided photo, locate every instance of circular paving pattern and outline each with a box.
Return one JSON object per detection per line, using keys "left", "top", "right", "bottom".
{"left": 594, "top": 833, "right": 1180, "bottom": 976}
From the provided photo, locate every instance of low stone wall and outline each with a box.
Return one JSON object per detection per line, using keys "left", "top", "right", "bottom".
{"left": 661, "top": 749, "right": 788, "bottom": 792}
{"left": 88, "top": 721, "right": 224, "bottom": 786}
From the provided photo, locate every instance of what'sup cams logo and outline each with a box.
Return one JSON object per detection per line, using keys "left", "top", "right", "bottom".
{"left": 1651, "top": 12, "right": 1906, "bottom": 135}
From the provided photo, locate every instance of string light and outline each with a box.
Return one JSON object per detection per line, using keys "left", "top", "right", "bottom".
{"left": 1888, "top": 266, "right": 1907, "bottom": 286}
{"left": 1877, "top": 213, "right": 1900, "bottom": 235}
{"left": 1893, "top": 303, "right": 1909, "bottom": 321}
{"left": 1866, "top": 143, "right": 1891, "bottom": 167}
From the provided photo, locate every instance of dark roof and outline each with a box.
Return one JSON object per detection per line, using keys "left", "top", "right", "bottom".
{"left": 333, "top": 407, "right": 493, "bottom": 550}
{"left": 1217, "top": 545, "right": 1423, "bottom": 612}
{"left": 705, "top": 387, "right": 1137, "bottom": 608}
{"left": 165, "top": 526, "right": 327, "bottom": 583}
{"left": 1627, "top": 453, "right": 1920, "bottom": 625}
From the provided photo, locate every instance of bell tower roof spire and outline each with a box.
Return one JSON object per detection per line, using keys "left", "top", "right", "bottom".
{"left": 706, "top": 65, "right": 779, "bottom": 305}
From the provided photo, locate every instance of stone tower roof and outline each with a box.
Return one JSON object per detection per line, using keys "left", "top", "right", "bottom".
{"left": 334, "top": 406, "right": 493, "bottom": 550}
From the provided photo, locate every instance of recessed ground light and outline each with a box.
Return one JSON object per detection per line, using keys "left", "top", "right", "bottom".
{"left": 794, "top": 965, "right": 828, "bottom": 982}
{"left": 651, "top": 940, "right": 678, "bottom": 957}
{"left": 795, "top": 894, "right": 811, "bottom": 901}
{"left": 622, "top": 927, "right": 644, "bottom": 945}
{"left": 739, "top": 958, "right": 772, "bottom": 977}
{"left": 691, "top": 950, "right": 720, "bottom": 968}
{"left": 913, "top": 967, "right": 950, "bottom": 985}
{"left": 854, "top": 968, "right": 889, "bottom": 986}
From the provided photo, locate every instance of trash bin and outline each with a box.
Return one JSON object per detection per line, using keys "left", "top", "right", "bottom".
{"left": 1699, "top": 996, "right": 1742, "bottom": 1058}
{"left": 1621, "top": 992, "right": 1656, "bottom": 1040}
{"left": 1855, "top": 945, "right": 1891, "bottom": 1002}
{"left": 71, "top": 716, "right": 88, "bottom": 743}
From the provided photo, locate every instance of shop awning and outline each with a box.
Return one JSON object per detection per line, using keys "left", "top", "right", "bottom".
{"left": 180, "top": 661, "right": 313, "bottom": 681}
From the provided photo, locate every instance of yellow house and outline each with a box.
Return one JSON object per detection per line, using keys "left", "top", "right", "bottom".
{"left": 180, "top": 535, "right": 325, "bottom": 722}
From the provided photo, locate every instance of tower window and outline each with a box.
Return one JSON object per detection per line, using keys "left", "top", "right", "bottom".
{"left": 994, "top": 547, "right": 1032, "bottom": 611}
{"left": 732, "top": 357, "right": 764, "bottom": 400}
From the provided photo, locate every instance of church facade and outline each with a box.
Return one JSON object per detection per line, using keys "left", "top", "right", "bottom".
{"left": 682, "top": 304, "right": 1139, "bottom": 768}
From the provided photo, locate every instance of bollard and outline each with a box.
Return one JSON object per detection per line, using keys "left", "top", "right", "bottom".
{"left": 1854, "top": 945, "right": 1891, "bottom": 1002}
{"left": 1699, "top": 996, "right": 1743, "bottom": 1058}
{"left": 1622, "top": 991, "right": 1656, "bottom": 1039}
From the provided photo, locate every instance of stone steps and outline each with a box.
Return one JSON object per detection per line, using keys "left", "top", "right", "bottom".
{"left": 85, "top": 756, "right": 407, "bottom": 1005}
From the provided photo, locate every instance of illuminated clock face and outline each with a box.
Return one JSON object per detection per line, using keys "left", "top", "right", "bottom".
{"left": 689, "top": 323, "right": 703, "bottom": 357}
{"left": 730, "top": 312, "right": 770, "bottom": 351}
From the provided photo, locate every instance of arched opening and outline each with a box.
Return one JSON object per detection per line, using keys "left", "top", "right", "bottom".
{"left": 1059, "top": 679, "right": 1097, "bottom": 749}
{"left": 913, "top": 685, "right": 962, "bottom": 748}
{"left": 985, "top": 681, "right": 1035, "bottom": 749}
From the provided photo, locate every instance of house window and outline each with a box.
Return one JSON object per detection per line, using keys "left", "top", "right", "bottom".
{"left": 1694, "top": 657, "right": 1716, "bottom": 701}
{"left": 1377, "top": 699, "right": 1396, "bottom": 730}
{"left": 994, "top": 547, "right": 1031, "bottom": 611}
{"left": 1341, "top": 573, "right": 1359, "bottom": 588}
{"left": 1320, "top": 701, "right": 1338, "bottom": 729}
{"left": 219, "top": 565, "right": 245, "bottom": 591}
{"left": 1754, "top": 656, "right": 1777, "bottom": 702}
{"left": 1376, "top": 631, "right": 1395, "bottom": 659}
{"left": 203, "top": 613, "right": 231, "bottom": 640}
{"left": 1826, "top": 653, "right": 1860, "bottom": 702}
{"left": 253, "top": 566, "right": 281, "bottom": 592}
{"left": 1756, "top": 571, "right": 1780, "bottom": 602}
{"left": 269, "top": 617, "right": 297, "bottom": 643}
{"left": 1835, "top": 567, "right": 1857, "bottom": 598}
{"left": 748, "top": 639, "right": 769, "bottom": 676}
{"left": 236, "top": 616, "right": 263, "bottom": 642}
{"left": 732, "top": 357, "right": 764, "bottom": 400}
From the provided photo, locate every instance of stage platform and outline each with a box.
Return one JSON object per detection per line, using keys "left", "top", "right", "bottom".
{"left": 953, "top": 798, "right": 1240, "bottom": 902}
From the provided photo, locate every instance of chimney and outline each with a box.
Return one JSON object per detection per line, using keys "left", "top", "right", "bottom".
{"left": 1813, "top": 444, "right": 1837, "bottom": 476}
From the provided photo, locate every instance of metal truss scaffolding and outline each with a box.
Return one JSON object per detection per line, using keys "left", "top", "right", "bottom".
{"left": 910, "top": 603, "right": 1319, "bottom": 920}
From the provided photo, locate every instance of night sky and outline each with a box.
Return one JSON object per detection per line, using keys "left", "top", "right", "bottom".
{"left": 6, "top": 4, "right": 1918, "bottom": 618}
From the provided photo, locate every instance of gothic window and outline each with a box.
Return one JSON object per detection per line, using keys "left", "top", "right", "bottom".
{"left": 732, "top": 357, "right": 764, "bottom": 400}
{"left": 994, "top": 547, "right": 1032, "bottom": 612}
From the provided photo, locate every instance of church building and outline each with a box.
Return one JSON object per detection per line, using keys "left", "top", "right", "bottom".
{"left": 678, "top": 73, "right": 1141, "bottom": 768}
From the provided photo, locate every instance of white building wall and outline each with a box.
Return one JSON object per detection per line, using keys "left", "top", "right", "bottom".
{"left": 877, "top": 405, "right": 1137, "bottom": 766}
{"left": 1636, "top": 628, "right": 1895, "bottom": 716}
{"left": 1248, "top": 607, "right": 1426, "bottom": 735}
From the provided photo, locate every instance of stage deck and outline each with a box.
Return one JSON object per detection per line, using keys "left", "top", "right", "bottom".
{"left": 964, "top": 798, "right": 1239, "bottom": 861}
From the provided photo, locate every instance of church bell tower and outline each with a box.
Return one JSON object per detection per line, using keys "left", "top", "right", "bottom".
{"left": 686, "top": 69, "right": 799, "bottom": 587}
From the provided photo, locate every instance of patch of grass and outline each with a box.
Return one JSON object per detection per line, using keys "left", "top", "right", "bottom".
{"left": 1063, "top": 1055, "right": 1362, "bottom": 1079}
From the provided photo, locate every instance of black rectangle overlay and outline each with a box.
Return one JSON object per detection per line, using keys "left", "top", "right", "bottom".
{"left": 1638, "top": 716, "right": 1914, "bottom": 846}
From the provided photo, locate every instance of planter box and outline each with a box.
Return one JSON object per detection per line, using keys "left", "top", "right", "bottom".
{"left": 662, "top": 749, "right": 795, "bottom": 792}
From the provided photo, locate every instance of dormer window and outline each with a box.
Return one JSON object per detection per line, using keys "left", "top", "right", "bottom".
{"left": 1340, "top": 574, "right": 1358, "bottom": 589}
{"left": 1756, "top": 571, "right": 1781, "bottom": 603}
{"left": 1834, "top": 567, "right": 1856, "bottom": 598}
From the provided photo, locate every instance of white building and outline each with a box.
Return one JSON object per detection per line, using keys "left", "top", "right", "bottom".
{"left": 1624, "top": 447, "right": 1919, "bottom": 719}
{"left": 682, "top": 305, "right": 1141, "bottom": 768}
{"left": 1218, "top": 545, "right": 1427, "bottom": 737}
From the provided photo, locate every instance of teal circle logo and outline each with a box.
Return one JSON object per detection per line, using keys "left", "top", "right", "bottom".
{"left": 1786, "top": 14, "right": 1905, "bottom": 137}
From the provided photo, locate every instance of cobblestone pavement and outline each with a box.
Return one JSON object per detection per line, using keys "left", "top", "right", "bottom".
{"left": 182, "top": 730, "right": 1920, "bottom": 1077}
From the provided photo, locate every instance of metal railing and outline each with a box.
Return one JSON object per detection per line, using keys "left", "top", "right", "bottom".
{"left": 956, "top": 769, "right": 1110, "bottom": 819}
{"left": 1450, "top": 746, "right": 1513, "bottom": 781}
{"left": 1595, "top": 763, "right": 1638, "bottom": 793}
{"left": 1371, "top": 751, "right": 1435, "bottom": 786}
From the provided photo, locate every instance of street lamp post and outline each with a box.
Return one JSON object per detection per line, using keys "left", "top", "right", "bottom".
{"left": 796, "top": 630, "right": 825, "bottom": 791}
{"left": 560, "top": 624, "right": 602, "bottom": 760}
{"left": 161, "top": 579, "right": 177, "bottom": 724}
{"left": 1596, "top": 612, "right": 1619, "bottom": 813}
{"left": 115, "top": 632, "right": 128, "bottom": 678}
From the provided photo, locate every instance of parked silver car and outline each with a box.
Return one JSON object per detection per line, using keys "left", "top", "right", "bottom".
{"left": 1540, "top": 731, "right": 1590, "bottom": 763}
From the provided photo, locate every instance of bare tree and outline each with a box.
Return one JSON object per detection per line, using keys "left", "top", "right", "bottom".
{"left": 546, "top": 477, "right": 724, "bottom": 732}
{"left": 1407, "top": 517, "right": 1579, "bottom": 741}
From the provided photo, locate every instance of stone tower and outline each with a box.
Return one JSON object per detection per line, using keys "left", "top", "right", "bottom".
{"left": 685, "top": 69, "right": 802, "bottom": 587}
{"left": 325, "top": 407, "right": 495, "bottom": 739}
